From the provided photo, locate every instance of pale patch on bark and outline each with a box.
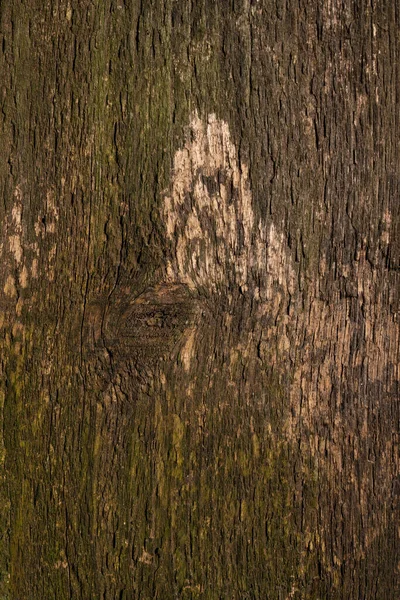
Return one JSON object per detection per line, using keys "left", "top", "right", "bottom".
{"left": 4, "top": 189, "right": 24, "bottom": 267}
{"left": 179, "top": 327, "right": 197, "bottom": 372}
{"left": 11, "top": 203, "right": 22, "bottom": 227}
{"left": 19, "top": 266, "right": 29, "bottom": 289}
{"left": 9, "top": 235, "right": 23, "bottom": 264}
{"left": 66, "top": 3, "right": 72, "bottom": 21}
{"left": 31, "top": 259, "right": 38, "bottom": 278}
{"left": 163, "top": 113, "right": 299, "bottom": 304}
{"left": 163, "top": 112, "right": 255, "bottom": 292}
{"left": 0, "top": 185, "right": 59, "bottom": 296}
{"left": 138, "top": 550, "right": 153, "bottom": 565}
{"left": 265, "top": 223, "right": 296, "bottom": 298}
{"left": 3, "top": 275, "right": 16, "bottom": 298}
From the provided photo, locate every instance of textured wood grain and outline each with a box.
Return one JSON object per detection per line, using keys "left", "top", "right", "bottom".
{"left": 0, "top": 1, "right": 399, "bottom": 599}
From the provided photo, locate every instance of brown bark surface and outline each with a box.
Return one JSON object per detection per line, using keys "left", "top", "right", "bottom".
{"left": 0, "top": 1, "right": 399, "bottom": 598}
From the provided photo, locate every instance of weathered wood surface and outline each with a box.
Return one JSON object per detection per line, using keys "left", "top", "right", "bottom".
{"left": 0, "top": 1, "right": 399, "bottom": 598}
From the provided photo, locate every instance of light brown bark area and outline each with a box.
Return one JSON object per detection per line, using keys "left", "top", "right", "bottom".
{"left": 0, "top": 1, "right": 399, "bottom": 598}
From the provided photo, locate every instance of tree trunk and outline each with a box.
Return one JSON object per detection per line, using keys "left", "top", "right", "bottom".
{"left": 0, "top": 1, "right": 399, "bottom": 598}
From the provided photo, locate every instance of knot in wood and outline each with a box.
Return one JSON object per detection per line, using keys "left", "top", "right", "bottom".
{"left": 89, "top": 283, "right": 200, "bottom": 361}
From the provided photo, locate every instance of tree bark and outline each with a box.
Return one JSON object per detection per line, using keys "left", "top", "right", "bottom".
{"left": 0, "top": 1, "right": 399, "bottom": 598}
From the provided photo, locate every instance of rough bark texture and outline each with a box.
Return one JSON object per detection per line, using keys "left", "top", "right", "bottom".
{"left": 0, "top": 1, "right": 399, "bottom": 598}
